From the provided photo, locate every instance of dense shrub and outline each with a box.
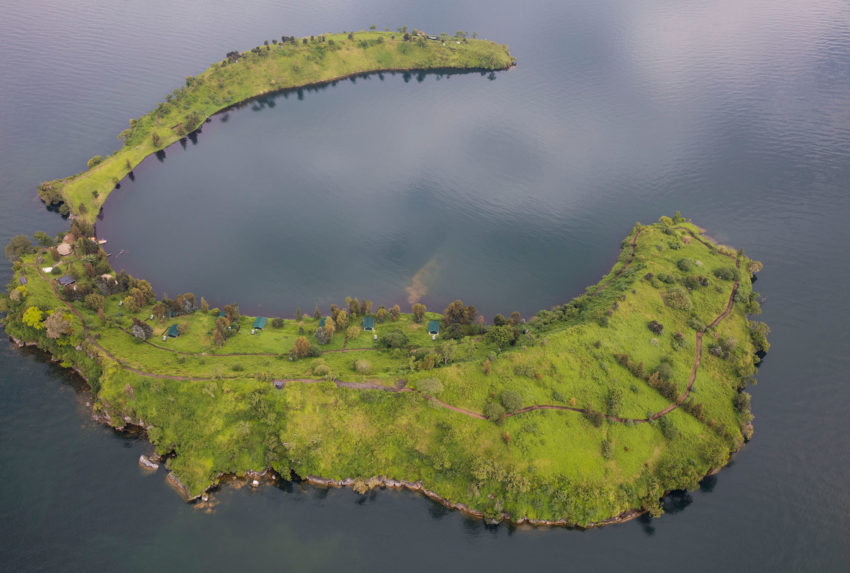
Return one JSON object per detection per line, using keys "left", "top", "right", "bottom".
{"left": 735, "top": 391, "right": 752, "bottom": 413}
{"left": 601, "top": 439, "right": 614, "bottom": 459}
{"left": 376, "top": 329, "right": 408, "bottom": 349}
{"left": 586, "top": 409, "right": 605, "bottom": 427}
{"left": 417, "top": 377, "right": 443, "bottom": 395}
{"left": 657, "top": 416, "right": 678, "bottom": 440}
{"left": 677, "top": 258, "right": 694, "bottom": 272}
{"left": 648, "top": 320, "right": 664, "bottom": 334}
{"left": 353, "top": 359, "right": 370, "bottom": 373}
{"left": 687, "top": 316, "right": 706, "bottom": 331}
{"left": 748, "top": 321, "right": 771, "bottom": 353}
{"left": 664, "top": 286, "right": 692, "bottom": 311}
{"left": 484, "top": 401, "right": 506, "bottom": 422}
{"left": 271, "top": 317, "right": 284, "bottom": 328}
{"left": 501, "top": 390, "right": 522, "bottom": 412}
{"left": 713, "top": 267, "right": 739, "bottom": 281}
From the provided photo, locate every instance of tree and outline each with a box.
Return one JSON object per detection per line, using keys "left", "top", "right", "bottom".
{"left": 85, "top": 293, "right": 104, "bottom": 311}
{"left": 313, "top": 305, "right": 321, "bottom": 320}
{"left": 348, "top": 298, "right": 361, "bottom": 316}
{"left": 486, "top": 325, "right": 516, "bottom": 350}
{"left": 735, "top": 391, "right": 752, "bottom": 413}
{"left": 390, "top": 304, "right": 401, "bottom": 321}
{"left": 223, "top": 303, "right": 240, "bottom": 323}
{"left": 648, "top": 320, "right": 664, "bottom": 334}
{"left": 215, "top": 316, "right": 230, "bottom": 342}
{"left": 87, "top": 155, "right": 104, "bottom": 169}
{"left": 22, "top": 306, "right": 44, "bottom": 329}
{"left": 181, "top": 293, "right": 196, "bottom": 312}
{"left": 200, "top": 297, "right": 209, "bottom": 313}
{"left": 33, "top": 231, "right": 54, "bottom": 247}
{"left": 152, "top": 302, "right": 167, "bottom": 321}
{"left": 272, "top": 317, "right": 285, "bottom": 328}
{"left": 361, "top": 300, "right": 373, "bottom": 315}
{"left": 130, "top": 318, "right": 153, "bottom": 341}
{"left": 443, "top": 300, "right": 476, "bottom": 325}
{"left": 483, "top": 402, "right": 506, "bottom": 423}
{"left": 336, "top": 310, "right": 349, "bottom": 331}
{"left": 5, "top": 235, "right": 35, "bottom": 261}
{"left": 346, "top": 325, "right": 360, "bottom": 340}
{"left": 412, "top": 303, "right": 426, "bottom": 323}
{"left": 45, "top": 310, "right": 72, "bottom": 339}
{"left": 493, "top": 313, "right": 506, "bottom": 326}
{"left": 151, "top": 132, "right": 162, "bottom": 147}
{"left": 292, "top": 336, "right": 311, "bottom": 358}
{"left": 417, "top": 377, "right": 443, "bottom": 394}
{"left": 376, "top": 329, "right": 408, "bottom": 349}
{"left": 295, "top": 307, "right": 302, "bottom": 321}
{"left": 376, "top": 307, "right": 388, "bottom": 323}
{"left": 123, "top": 295, "right": 140, "bottom": 313}
{"left": 501, "top": 390, "right": 522, "bottom": 413}
{"left": 606, "top": 387, "right": 624, "bottom": 416}
{"left": 315, "top": 317, "right": 335, "bottom": 345}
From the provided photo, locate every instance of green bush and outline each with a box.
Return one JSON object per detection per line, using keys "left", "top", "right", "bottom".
{"left": 501, "top": 390, "right": 522, "bottom": 412}
{"left": 376, "top": 329, "right": 409, "bottom": 349}
{"left": 87, "top": 155, "right": 104, "bottom": 169}
{"left": 353, "top": 359, "right": 370, "bottom": 373}
{"left": 658, "top": 416, "right": 678, "bottom": 439}
{"left": 483, "top": 401, "right": 506, "bottom": 422}
{"left": 713, "top": 267, "right": 739, "bottom": 281}
{"left": 417, "top": 377, "right": 443, "bottom": 395}
{"left": 601, "top": 439, "right": 614, "bottom": 459}
{"left": 664, "top": 287, "right": 692, "bottom": 311}
{"left": 677, "top": 258, "right": 694, "bottom": 272}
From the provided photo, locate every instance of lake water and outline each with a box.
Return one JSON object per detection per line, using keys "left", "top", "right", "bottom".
{"left": 2, "top": 0, "right": 849, "bottom": 571}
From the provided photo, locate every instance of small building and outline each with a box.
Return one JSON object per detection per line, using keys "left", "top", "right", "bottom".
{"left": 252, "top": 316, "right": 267, "bottom": 334}
{"left": 19, "top": 276, "right": 27, "bottom": 286}
{"left": 166, "top": 324, "right": 179, "bottom": 338}
{"left": 318, "top": 317, "right": 326, "bottom": 328}
{"left": 56, "top": 243, "right": 72, "bottom": 257}
{"left": 362, "top": 316, "right": 375, "bottom": 331}
{"left": 58, "top": 275, "right": 76, "bottom": 287}
{"left": 428, "top": 320, "right": 440, "bottom": 340}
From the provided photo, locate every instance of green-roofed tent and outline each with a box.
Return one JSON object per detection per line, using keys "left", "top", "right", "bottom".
{"left": 319, "top": 317, "right": 326, "bottom": 327}
{"left": 253, "top": 316, "right": 267, "bottom": 330}
{"left": 362, "top": 316, "right": 375, "bottom": 331}
{"left": 166, "top": 324, "right": 179, "bottom": 338}
{"left": 427, "top": 320, "right": 440, "bottom": 335}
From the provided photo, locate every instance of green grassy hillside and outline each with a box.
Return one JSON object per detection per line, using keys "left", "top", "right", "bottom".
{"left": 3, "top": 215, "right": 767, "bottom": 526}
{"left": 36, "top": 30, "right": 512, "bottom": 222}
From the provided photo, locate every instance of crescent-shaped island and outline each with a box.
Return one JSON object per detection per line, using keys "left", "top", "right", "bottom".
{"left": 2, "top": 30, "right": 767, "bottom": 527}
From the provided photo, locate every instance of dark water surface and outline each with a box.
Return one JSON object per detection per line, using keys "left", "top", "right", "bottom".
{"left": 2, "top": 1, "right": 849, "bottom": 571}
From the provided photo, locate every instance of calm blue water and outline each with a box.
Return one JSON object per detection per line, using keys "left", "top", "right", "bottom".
{"left": 2, "top": 1, "right": 849, "bottom": 571}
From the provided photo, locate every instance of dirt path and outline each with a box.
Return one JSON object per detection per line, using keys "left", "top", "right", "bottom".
{"left": 27, "top": 225, "right": 742, "bottom": 425}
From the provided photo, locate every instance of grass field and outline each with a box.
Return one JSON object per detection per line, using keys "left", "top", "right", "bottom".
{"left": 4, "top": 216, "right": 767, "bottom": 526}
{"left": 36, "top": 30, "right": 513, "bottom": 222}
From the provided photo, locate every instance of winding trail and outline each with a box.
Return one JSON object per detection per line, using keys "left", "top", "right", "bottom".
{"left": 28, "top": 225, "right": 741, "bottom": 425}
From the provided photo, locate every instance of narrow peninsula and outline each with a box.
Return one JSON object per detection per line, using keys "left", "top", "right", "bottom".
{"left": 3, "top": 30, "right": 767, "bottom": 527}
